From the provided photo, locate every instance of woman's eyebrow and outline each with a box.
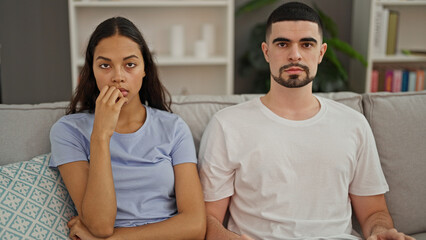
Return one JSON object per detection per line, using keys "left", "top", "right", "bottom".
{"left": 123, "top": 55, "right": 139, "bottom": 60}
{"left": 95, "top": 56, "right": 111, "bottom": 61}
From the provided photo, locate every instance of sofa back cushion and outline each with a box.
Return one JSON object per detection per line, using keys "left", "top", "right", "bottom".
{"left": 0, "top": 102, "right": 68, "bottom": 166}
{"left": 363, "top": 91, "right": 426, "bottom": 235}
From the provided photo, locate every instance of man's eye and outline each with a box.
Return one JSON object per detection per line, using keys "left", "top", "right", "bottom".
{"left": 99, "top": 64, "right": 110, "bottom": 69}
{"left": 278, "top": 42, "right": 287, "bottom": 47}
{"left": 302, "top": 43, "right": 313, "bottom": 48}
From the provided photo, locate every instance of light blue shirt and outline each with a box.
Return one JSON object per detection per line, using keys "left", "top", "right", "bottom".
{"left": 49, "top": 106, "right": 197, "bottom": 227}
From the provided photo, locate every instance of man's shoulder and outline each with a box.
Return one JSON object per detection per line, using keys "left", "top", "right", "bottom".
{"left": 320, "top": 96, "right": 364, "bottom": 117}
{"left": 213, "top": 97, "right": 260, "bottom": 122}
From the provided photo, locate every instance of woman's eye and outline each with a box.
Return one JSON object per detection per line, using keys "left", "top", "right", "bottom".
{"left": 126, "top": 63, "right": 136, "bottom": 68}
{"left": 99, "top": 64, "right": 110, "bottom": 69}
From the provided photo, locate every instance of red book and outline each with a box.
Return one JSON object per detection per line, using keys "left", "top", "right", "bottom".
{"left": 385, "top": 70, "right": 393, "bottom": 92}
{"left": 416, "top": 70, "right": 425, "bottom": 91}
{"left": 371, "top": 70, "right": 379, "bottom": 92}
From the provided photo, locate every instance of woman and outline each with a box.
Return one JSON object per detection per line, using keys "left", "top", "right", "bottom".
{"left": 50, "top": 17, "right": 205, "bottom": 240}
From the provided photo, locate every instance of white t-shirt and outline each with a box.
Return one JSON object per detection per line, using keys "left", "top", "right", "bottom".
{"left": 198, "top": 96, "right": 389, "bottom": 240}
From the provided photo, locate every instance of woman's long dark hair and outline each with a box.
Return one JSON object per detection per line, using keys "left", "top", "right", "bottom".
{"left": 67, "top": 17, "right": 171, "bottom": 114}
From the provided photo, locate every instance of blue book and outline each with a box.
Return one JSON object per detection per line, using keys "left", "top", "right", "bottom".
{"left": 401, "top": 70, "right": 409, "bottom": 92}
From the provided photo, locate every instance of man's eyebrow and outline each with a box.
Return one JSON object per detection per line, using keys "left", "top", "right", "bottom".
{"left": 272, "top": 37, "right": 290, "bottom": 43}
{"left": 272, "top": 37, "right": 318, "bottom": 44}
{"left": 300, "top": 37, "right": 317, "bottom": 43}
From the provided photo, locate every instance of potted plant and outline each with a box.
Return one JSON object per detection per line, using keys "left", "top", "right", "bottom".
{"left": 237, "top": 0, "right": 367, "bottom": 93}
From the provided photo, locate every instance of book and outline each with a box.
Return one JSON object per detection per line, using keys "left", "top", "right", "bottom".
{"left": 385, "top": 70, "right": 393, "bottom": 92}
{"left": 373, "top": 6, "right": 389, "bottom": 56}
{"left": 386, "top": 11, "right": 399, "bottom": 55}
{"left": 392, "top": 69, "right": 402, "bottom": 92}
{"left": 408, "top": 71, "right": 417, "bottom": 92}
{"left": 416, "top": 70, "right": 425, "bottom": 91}
{"left": 371, "top": 70, "right": 379, "bottom": 92}
{"left": 378, "top": 68, "right": 386, "bottom": 92}
{"left": 401, "top": 70, "right": 409, "bottom": 92}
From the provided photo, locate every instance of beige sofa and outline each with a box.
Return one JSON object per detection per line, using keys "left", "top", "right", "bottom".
{"left": 1, "top": 91, "right": 425, "bottom": 239}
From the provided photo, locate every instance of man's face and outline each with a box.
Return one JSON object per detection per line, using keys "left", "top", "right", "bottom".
{"left": 261, "top": 21, "right": 327, "bottom": 89}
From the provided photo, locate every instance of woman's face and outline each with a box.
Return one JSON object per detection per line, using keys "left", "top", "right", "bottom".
{"left": 93, "top": 34, "right": 145, "bottom": 105}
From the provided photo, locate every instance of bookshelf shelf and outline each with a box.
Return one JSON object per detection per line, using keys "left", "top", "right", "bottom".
{"left": 350, "top": 0, "right": 426, "bottom": 93}
{"left": 68, "top": 0, "right": 235, "bottom": 95}
{"left": 73, "top": 1, "right": 228, "bottom": 7}
{"left": 372, "top": 55, "right": 426, "bottom": 63}
{"left": 378, "top": 1, "right": 426, "bottom": 6}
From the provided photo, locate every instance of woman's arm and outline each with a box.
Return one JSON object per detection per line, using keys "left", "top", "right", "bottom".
{"left": 60, "top": 86, "right": 128, "bottom": 238}
{"left": 112, "top": 163, "right": 206, "bottom": 240}
{"left": 68, "top": 162, "right": 206, "bottom": 240}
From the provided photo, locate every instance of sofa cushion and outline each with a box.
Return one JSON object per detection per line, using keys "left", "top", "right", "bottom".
{"left": 363, "top": 91, "right": 426, "bottom": 235}
{"left": 171, "top": 95, "right": 250, "bottom": 153}
{"left": 0, "top": 102, "right": 68, "bottom": 166}
{"left": 0, "top": 153, "right": 76, "bottom": 239}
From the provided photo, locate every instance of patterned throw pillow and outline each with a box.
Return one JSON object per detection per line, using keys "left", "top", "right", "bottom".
{"left": 0, "top": 153, "right": 76, "bottom": 239}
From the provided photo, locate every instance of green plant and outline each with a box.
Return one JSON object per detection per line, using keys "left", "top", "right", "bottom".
{"left": 237, "top": 0, "right": 367, "bottom": 93}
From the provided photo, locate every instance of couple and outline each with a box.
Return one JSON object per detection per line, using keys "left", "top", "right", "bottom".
{"left": 50, "top": 2, "right": 412, "bottom": 240}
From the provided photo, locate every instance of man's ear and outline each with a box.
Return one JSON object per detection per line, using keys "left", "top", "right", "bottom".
{"left": 318, "top": 42, "right": 327, "bottom": 64}
{"left": 261, "top": 42, "right": 270, "bottom": 63}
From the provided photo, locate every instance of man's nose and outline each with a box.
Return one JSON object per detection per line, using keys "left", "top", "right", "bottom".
{"left": 288, "top": 45, "right": 302, "bottom": 62}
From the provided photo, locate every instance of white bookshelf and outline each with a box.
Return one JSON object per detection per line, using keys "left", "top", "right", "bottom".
{"left": 350, "top": 0, "right": 426, "bottom": 93}
{"left": 68, "top": 0, "right": 234, "bottom": 95}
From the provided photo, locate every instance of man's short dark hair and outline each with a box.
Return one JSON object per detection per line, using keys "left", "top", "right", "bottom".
{"left": 265, "top": 2, "right": 323, "bottom": 41}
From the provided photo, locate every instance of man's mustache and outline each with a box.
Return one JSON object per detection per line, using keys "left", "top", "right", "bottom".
{"left": 279, "top": 63, "right": 310, "bottom": 74}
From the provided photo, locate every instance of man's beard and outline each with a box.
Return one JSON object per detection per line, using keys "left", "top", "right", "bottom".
{"left": 271, "top": 63, "right": 314, "bottom": 88}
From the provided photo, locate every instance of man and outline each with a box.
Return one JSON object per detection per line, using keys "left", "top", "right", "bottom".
{"left": 198, "top": 2, "right": 413, "bottom": 240}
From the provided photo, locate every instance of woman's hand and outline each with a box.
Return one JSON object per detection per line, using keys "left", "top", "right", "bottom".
{"left": 92, "top": 86, "right": 128, "bottom": 140}
{"left": 68, "top": 216, "right": 107, "bottom": 240}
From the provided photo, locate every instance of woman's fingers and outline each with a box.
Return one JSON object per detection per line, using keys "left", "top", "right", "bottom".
{"left": 108, "top": 88, "right": 122, "bottom": 105}
{"left": 97, "top": 86, "right": 127, "bottom": 106}
{"left": 116, "top": 94, "right": 128, "bottom": 108}
{"left": 97, "top": 85, "right": 109, "bottom": 99}
{"left": 101, "top": 86, "right": 118, "bottom": 104}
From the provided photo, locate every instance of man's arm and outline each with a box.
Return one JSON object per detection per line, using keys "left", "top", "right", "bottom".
{"left": 206, "top": 198, "right": 238, "bottom": 240}
{"left": 350, "top": 194, "right": 414, "bottom": 240}
{"left": 205, "top": 198, "right": 253, "bottom": 240}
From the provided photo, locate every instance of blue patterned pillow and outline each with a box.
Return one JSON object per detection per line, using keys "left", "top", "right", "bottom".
{"left": 0, "top": 153, "right": 77, "bottom": 239}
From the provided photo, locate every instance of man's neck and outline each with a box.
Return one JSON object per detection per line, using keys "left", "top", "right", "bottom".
{"left": 260, "top": 81, "right": 320, "bottom": 121}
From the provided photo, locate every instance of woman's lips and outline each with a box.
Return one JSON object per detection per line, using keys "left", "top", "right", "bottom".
{"left": 118, "top": 88, "right": 129, "bottom": 97}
